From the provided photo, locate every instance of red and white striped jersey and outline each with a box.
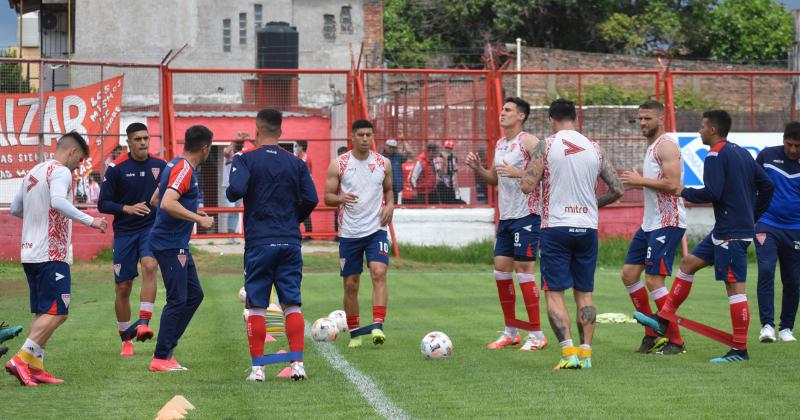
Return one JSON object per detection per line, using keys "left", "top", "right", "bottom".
{"left": 494, "top": 131, "right": 540, "bottom": 220}
{"left": 642, "top": 134, "right": 687, "bottom": 231}
{"left": 337, "top": 151, "right": 387, "bottom": 239}
{"left": 540, "top": 130, "right": 601, "bottom": 229}
{"left": 15, "top": 160, "right": 93, "bottom": 264}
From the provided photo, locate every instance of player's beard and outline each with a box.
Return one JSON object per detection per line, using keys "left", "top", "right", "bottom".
{"left": 642, "top": 126, "right": 658, "bottom": 139}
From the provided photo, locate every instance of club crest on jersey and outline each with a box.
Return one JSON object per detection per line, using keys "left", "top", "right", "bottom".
{"left": 61, "top": 294, "right": 71, "bottom": 308}
{"left": 756, "top": 233, "right": 766, "bottom": 245}
{"left": 151, "top": 168, "right": 161, "bottom": 180}
{"left": 510, "top": 143, "right": 518, "bottom": 152}
{"left": 369, "top": 163, "right": 376, "bottom": 172}
{"left": 114, "top": 264, "right": 122, "bottom": 276}
{"left": 177, "top": 254, "right": 187, "bottom": 267}
{"left": 563, "top": 140, "right": 585, "bottom": 156}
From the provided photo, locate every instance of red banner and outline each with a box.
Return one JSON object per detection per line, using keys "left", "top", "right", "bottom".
{"left": 0, "top": 76, "right": 124, "bottom": 179}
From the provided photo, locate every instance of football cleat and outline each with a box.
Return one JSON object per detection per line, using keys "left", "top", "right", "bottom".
{"left": 135, "top": 324, "right": 154, "bottom": 342}
{"left": 348, "top": 336, "right": 362, "bottom": 348}
{"left": 29, "top": 368, "right": 64, "bottom": 384}
{"left": 0, "top": 346, "right": 8, "bottom": 358}
{"left": 119, "top": 340, "right": 134, "bottom": 357}
{"left": 149, "top": 357, "right": 186, "bottom": 372}
{"left": 655, "top": 341, "right": 686, "bottom": 355}
{"left": 633, "top": 312, "right": 668, "bottom": 336}
{"left": 486, "top": 333, "right": 522, "bottom": 350}
{"left": 246, "top": 366, "right": 265, "bottom": 382}
{"left": 636, "top": 335, "right": 667, "bottom": 354}
{"left": 519, "top": 335, "right": 548, "bottom": 351}
{"left": 778, "top": 328, "right": 796, "bottom": 342}
{"left": 579, "top": 357, "right": 592, "bottom": 369}
{"left": 372, "top": 328, "right": 386, "bottom": 345}
{"left": 5, "top": 356, "right": 37, "bottom": 387}
{"left": 290, "top": 361, "right": 306, "bottom": 381}
{"left": 0, "top": 323, "right": 22, "bottom": 343}
{"left": 759, "top": 325, "right": 776, "bottom": 343}
{"left": 709, "top": 349, "right": 749, "bottom": 363}
{"left": 553, "top": 355, "right": 581, "bottom": 370}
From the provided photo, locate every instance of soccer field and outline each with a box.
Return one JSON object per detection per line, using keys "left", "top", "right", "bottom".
{"left": 1, "top": 250, "right": 796, "bottom": 419}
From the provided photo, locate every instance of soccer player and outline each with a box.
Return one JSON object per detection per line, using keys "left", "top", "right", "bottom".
{"left": 6, "top": 132, "right": 108, "bottom": 386}
{"left": 618, "top": 101, "right": 687, "bottom": 355}
{"left": 755, "top": 122, "right": 800, "bottom": 343}
{"left": 147, "top": 125, "right": 215, "bottom": 372}
{"left": 521, "top": 99, "right": 624, "bottom": 369}
{"left": 465, "top": 96, "right": 547, "bottom": 351}
{"left": 98, "top": 122, "right": 166, "bottom": 356}
{"left": 634, "top": 110, "right": 774, "bottom": 362}
{"left": 227, "top": 109, "right": 318, "bottom": 382}
{"left": 324, "top": 119, "right": 393, "bottom": 348}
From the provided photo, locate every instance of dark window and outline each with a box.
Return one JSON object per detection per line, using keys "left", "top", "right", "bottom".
{"left": 254, "top": 5, "right": 263, "bottom": 30}
{"left": 239, "top": 13, "right": 247, "bottom": 45}
{"left": 340, "top": 6, "right": 352, "bottom": 34}
{"left": 323, "top": 14, "right": 336, "bottom": 41}
{"left": 223, "top": 19, "right": 231, "bottom": 52}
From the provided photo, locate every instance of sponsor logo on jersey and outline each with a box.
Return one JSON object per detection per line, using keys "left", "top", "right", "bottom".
{"left": 794, "top": 240, "right": 800, "bottom": 250}
{"left": 563, "top": 140, "right": 586, "bottom": 156}
{"left": 55, "top": 272, "right": 64, "bottom": 282}
{"left": 266, "top": 149, "right": 277, "bottom": 154}
{"left": 21, "top": 242, "right": 33, "bottom": 249}
{"left": 26, "top": 175, "right": 39, "bottom": 192}
{"left": 125, "top": 172, "right": 136, "bottom": 177}
{"left": 140, "top": 171, "right": 145, "bottom": 177}
{"left": 656, "top": 235, "right": 666, "bottom": 244}
{"left": 564, "top": 205, "right": 589, "bottom": 214}
{"left": 522, "top": 224, "right": 532, "bottom": 232}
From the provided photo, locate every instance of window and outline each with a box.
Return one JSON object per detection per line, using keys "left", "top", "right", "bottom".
{"left": 340, "top": 6, "right": 352, "bottom": 34}
{"left": 323, "top": 14, "right": 336, "bottom": 41}
{"left": 239, "top": 13, "right": 247, "bottom": 45}
{"left": 223, "top": 19, "right": 231, "bottom": 52}
{"left": 254, "top": 4, "right": 263, "bottom": 31}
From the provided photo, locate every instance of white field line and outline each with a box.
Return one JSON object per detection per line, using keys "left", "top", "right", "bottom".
{"left": 305, "top": 322, "right": 411, "bottom": 420}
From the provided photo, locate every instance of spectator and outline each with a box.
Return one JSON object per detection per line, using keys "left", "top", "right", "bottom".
{"left": 436, "top": 140, "right": 461, "bottom": 203}
{"left": 294, "top": 141, "right": 313, "bottom": 241}
{"left": 381, "top": 139, "right": 410, "bottom": 204}
{"left": 223, "top": 139, "right": 245, "bottom": 244}
{"left": 409, "top": 143, "right": 439, "bottom": 204}
{"left": 88, "top": 172, "right": 102, "bottom": 204}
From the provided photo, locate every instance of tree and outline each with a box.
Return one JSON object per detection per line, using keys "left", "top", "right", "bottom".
{"left": 0, "top": 50, "right": 32, "bottom": 94}
{"left": 384, "top": 0, "right": 445, "bottom": 67}
{"left": 707, "top": 0, "right": 792, "bottom": 61}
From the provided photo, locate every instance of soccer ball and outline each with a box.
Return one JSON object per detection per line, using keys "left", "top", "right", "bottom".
{"left": 328, "top": 310, "right": 348, "bottom": 332}
{"left": 311, "top": 318, "right": 338, "bottom": 342}
{"left": 420, "top": 331, "right": 453, "bottom": 359}
{"left": 238, "top": 287, "right": 246, "bottom": 302}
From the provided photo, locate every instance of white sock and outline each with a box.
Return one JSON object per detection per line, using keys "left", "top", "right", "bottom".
{"left": 22, "top": 338, "right": 44, "bottom": 361}
{"left": 559, "top": 339, "right": 574, "bottom": 348}
{"left": 118, "top": 320, "right": 131, "bottom": 332}
{"left": 139, "top": 302, "right": 154, "bottom": 313}
{"left": 580, "top": 344, "right": 592, "bottom": 350}
{"left": 529, "top": 331, "right": 545, "bottom": 340}
{"left": 503, "top": 326, "right": 518, "bottom": 336}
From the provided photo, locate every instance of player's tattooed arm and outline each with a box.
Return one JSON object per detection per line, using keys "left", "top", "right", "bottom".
{"left": 520, "top": 139, "right": 546, "bottom": 194}
{"left": 597, "top": 146, "right": 624, "bottom": 208}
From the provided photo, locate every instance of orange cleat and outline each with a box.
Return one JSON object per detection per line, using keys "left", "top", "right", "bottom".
{"left": 135, "top": 324, "right": 154, "bottom": 342}
{"left": 29, "top": 368, "right": 64, "bottom": 384}
{"left": 5, "top": 356, "right": 37, "bottom": 387}
{"left": 167, "top": 357, "right": 187, "bottom": 371}
{"left": 120, "top": 340, "right": 134, "bottom": 357}
{"left": 520, "top": 335, "right": 548, "bottom": 351}
{"left": 149, "top": 357, "right": 186, "bottom": 372}
{"left": 486, "top": 333, "right": 522, "bottom": 349}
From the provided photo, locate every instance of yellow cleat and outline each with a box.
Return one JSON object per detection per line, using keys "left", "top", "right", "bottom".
{"left": 348, "top": 336, "right": 362, "bottom": 348}
{"left": 553, "top": 355, "right": 581, "bottom": 370}
{"left": 372, "top": 329, "right": 385, "bottom": 345}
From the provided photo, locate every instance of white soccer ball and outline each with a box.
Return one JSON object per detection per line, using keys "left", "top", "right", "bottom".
{"left": 420, "top": 331, "right": 453, "bottom": 359}
{"left": 311, "top": 318, "right": 338, "bottom": 342}
{"left": 238, "top": 287, "right": 247, "bottom": 302}
{"left": 328, "top": 310, "right": 348, "bottom": 333}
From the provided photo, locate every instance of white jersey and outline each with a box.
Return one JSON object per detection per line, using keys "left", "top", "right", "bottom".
{"left": 12, "top": 160, "right": 93, "bottom": 264}
{"left": 494, "top": 131, "right": 540, "bottom": 220}
{"left": 540, "top": 130, "right": 601, "bottom": 229}
{"left": 642, "top": 134, "right": 687, "bottom": 232}
{"left": 337, "top": 151, "right": 387, "bottom": 239}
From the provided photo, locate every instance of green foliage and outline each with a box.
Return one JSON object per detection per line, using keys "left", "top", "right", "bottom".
{"left": 672, "top": 88, "right": 723, "bottom": 111}
{"left": 0, "top": 49, "right": 32, "bottom": 94}
{"left": 545, "top": 82, "right": 650, "bottom": 106}
{"left": 384, "top": 0, "right": 445, "bottom": 67}
{"left": 708, "top": 0, "right": 792, "bottom": 61}
{"left": 598, "top": 0, "right": 688, "bottom": 55}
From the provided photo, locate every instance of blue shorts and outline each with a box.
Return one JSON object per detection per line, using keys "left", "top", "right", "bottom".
{"left": 244, "top": 244, "right": 303, "bottom": 307}
{"left": 691, "top": 232, "right": 750, "bottom": 283}
{"left": 494, "top": 214, "right": 541, "bottom": 261}
{"left": 23, "top": 261, "right": 71, "bottom": 315}
{"left": 624, "top": 227, "right": 685, "bottom": 276}
{"left": 113, "top": 229, "right": 154, "bottom": 283}
{"left": 339, "top": 230, "right": 390, "bottom": 277}
{"left": 540, "top": 227, "right": 598, "bottom": 292}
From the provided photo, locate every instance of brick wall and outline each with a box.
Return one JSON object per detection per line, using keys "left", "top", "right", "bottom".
{"left": 362, "top": 0, "right": 384, "bottom": 68}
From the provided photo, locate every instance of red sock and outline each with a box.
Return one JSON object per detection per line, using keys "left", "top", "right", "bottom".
{"left": 494, "top": 271, "right": 516, "bottom": 326}
{"left": 626, "top": 282, "right": 656, "bottom": 337}
{"left": 729, "top": 294, "right": 749, "bottom": 350}
{"left": 285, "top": 311, "right": 305, "bottom": 355}
{"left": 518, "top": 274, "right": 541, "bottom": 331}
{"left": 246, "top": 314, "right": 266, "bottom": 358}
{"left": 660, "top": 270, "right": 694, "bottom": 315}
{"left": 347, "top": 315, "right": 360, "bottom": 331}
{"left": 139, "top": 302, "right": 154, "bottom": 325}
{"left": 372, "top": 306, "right": 386, "bottom": 324}
{"left": 652, "top": 287, "right": 683, "bottom": 345}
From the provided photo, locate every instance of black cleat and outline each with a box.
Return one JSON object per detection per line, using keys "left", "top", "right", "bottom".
{"left": 710, "top": 348, "right": 749, "bottom": 363}
{"left": 636, "top": 335, "right": 667, "bottom": 353}
{"left": 655, "top": 341, "right": 686, "bottom": 355}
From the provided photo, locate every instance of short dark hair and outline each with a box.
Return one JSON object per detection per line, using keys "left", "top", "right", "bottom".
{"left": 702, "top": 110, "right": 732, "bottom": 138}
{"left": 548, "top": 99, "right": 577, "bottom": 122}
{"left": 504, "top": 97, "right": 530, "bottom": 123}
{"left": 256, "top": 108, "right": 282, "bottom": 134}
{"left": 184, "top": 125, "right": 213, "bottom": 152}
{"left": 58, "top": 131, "right": 89, "bottom": 157}
{"left": 126, "top": 122, "right": 148, "bottom": 135}
{"left": 639, "top": 100, "right": 664, "bottom": 113}
{"left": 784, "top": 122, "right": 800, "bottom": 141}
{"left": 337, "top": 146, "right": 348, "bottom": 155}
{"left": 352, "top": 119, "right": 373, "bottom": 132}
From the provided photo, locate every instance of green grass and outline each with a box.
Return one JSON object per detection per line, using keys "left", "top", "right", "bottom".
{"left": 0, "top": 251, "right": 794, "bottom": 419}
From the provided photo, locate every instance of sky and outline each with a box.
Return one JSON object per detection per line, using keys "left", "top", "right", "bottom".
{"left": 2, "top": 1, "right": 800, "bottom": 48}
